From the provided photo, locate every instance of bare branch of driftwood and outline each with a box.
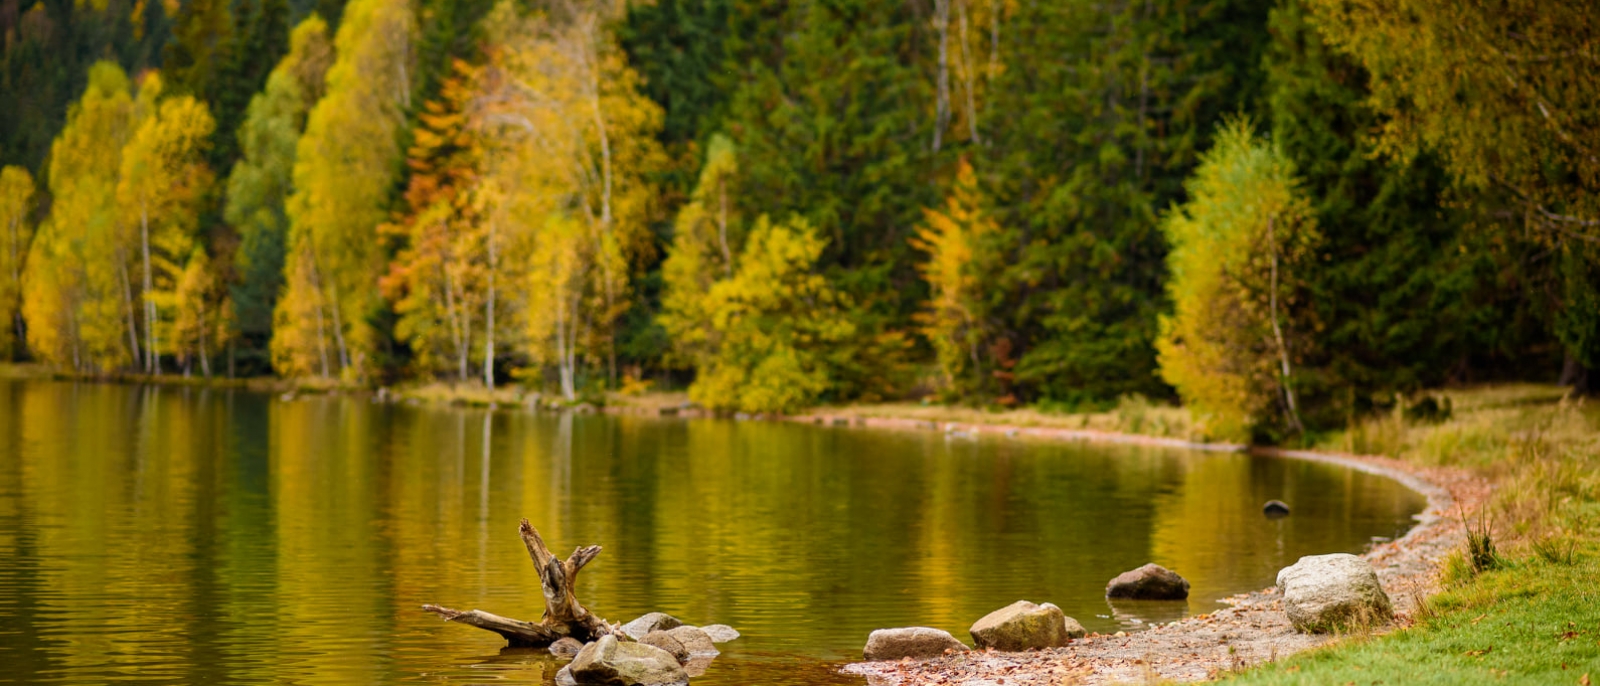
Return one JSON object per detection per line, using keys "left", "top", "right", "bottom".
{"left": 423, "top": 519, "right": 615, "bottom": 646}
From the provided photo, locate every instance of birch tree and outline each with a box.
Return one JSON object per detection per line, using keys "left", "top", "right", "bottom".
{"left": 479, "top": 0, "right": 664, "bottom": 395}
{"left": 1156, "top": 119, "right": 1317, "bottom": 441}
{"left": 278, "top": 0, "right": 415, "bottom": 381}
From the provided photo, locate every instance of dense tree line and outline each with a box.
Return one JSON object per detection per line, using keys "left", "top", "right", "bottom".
{"left": 0, "top": 0, "right": 1594, "bottom": 440}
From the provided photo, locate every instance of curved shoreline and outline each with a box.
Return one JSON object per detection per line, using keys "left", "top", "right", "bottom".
{"left": 812, "top": 414, "right": 1486, "bottom": 685}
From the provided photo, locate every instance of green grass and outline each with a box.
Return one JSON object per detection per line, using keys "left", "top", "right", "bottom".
{"left": 1228, "top": 385, "right": 1600, "bottom": 685}
{"left": 1225, "top": 543, "right": 1600, "bottom": 685}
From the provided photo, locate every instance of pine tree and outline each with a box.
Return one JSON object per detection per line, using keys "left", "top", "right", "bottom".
{"left": 163, "top": 0, "right": 235, "bottom": 101}
{"left": 209, "top": 0, "right": 292, "bottom": 168}
{"left": 1263, "top": 0, "right": 1527, "bottom": 416}
{"left": 1305, "top": 0, "right": 1600, "bottom": 386}
{"left": 227, "top": 14, "right": 332, "bottom": 374}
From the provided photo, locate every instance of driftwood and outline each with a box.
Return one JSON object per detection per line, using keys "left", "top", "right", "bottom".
{"left": 423, "top": 518, "right": 616, "bottom": 647}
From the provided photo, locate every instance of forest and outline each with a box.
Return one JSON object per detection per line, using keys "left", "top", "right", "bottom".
{"left": 1, "top": 0, "right": 1595, "bottom": 441}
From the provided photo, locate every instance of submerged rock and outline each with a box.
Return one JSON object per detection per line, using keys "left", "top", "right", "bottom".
{"left": 664, "top": 625, "right": 719, "bottom": 657}
{"left": 682, "top": 657, "right": 714, "bottom": 678}
{"left": 1263, "top": 500, "right": 1291, "bottom": 517}
{"left": 637, "top": 631, "right": 688, "bottom": 661}
{"left": 549, "top": 637, "right": 586, "bottom": 658}
{"left": 969, "top": 600, "right": 1076, "bottom": 651}
{"left": 1276, "top": 553, "right": 1393, "bottom": 633}
{"left": 863, "top": 627, "right": 968, "bottom": 661}
{"left": 699, "top": 624, "right": 740, "bottom": 643}
{"left": 1105, "top": 563, "right": 1191, "bottom": 600}
{"left": 620, "top": 612, "right": 684, "bottom": 639}
{"left": 568, "top": 634, "right": 688, "bottom": 685}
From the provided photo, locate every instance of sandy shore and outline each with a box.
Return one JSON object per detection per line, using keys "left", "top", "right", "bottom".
{"left": 816, "top": 414, "right": 1490, "bottom": 685}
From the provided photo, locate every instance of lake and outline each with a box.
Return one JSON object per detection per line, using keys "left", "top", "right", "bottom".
{"left": 0, "top": 380, "right": 1426, "bottom": 684}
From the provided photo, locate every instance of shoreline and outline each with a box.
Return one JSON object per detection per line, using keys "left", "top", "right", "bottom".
{"left": 547, "top": 398, "right": 1489, "bottom": 682}
{"left": 0, "top": 370, "right": 1505, "bottom": 681}
{"left": 819, "top": 415, "right": 1485, "bottom": 684}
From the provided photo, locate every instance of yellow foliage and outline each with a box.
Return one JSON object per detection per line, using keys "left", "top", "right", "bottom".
{"left": 479, "top": 0, "right": 666, "bottom": 395}
{"left": 1156, "top": 119, "right": 1317, "bottom": 441}
{"left": 279, "top": 0, "right": 415, "bottom": 381}
{"left": 911, "top": 158, "right": 1001, "bottom": 396}
{"left": 0, "top": 166, "right": 35, "bottom": 359}
{"left": 660, "top": 134, "right": 740, "bottom": 369}
{"left": 24, "top": 62, "right": 134, "bottom": 371}
{"left": 687, "top": 216, "right": 855, "bottom": 414}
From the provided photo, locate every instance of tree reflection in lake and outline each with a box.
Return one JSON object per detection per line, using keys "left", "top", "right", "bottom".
{"left": 0, "top": 379, "right": 1424, "bottom": 684}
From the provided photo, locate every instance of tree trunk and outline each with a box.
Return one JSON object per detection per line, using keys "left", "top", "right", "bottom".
{"left": 141, "top": 207, "right": 157, "bottom": 374}
{"left": 119, "top": 256, "right": 142, "bottom": 370}
{"left": 1267, "top": 216, "right": 1304, "bottom": 433}
{"left": 1560, "top": 354, "right": 1591, "bottom": 395}
{"left": 933, "top": 0, "right": 951, "bottom": 152}
{"left": 423, "top": 519, "right": 615, "bottom": 646}
{"left": 484, "top": 217, "right": 496, "bottom": 390}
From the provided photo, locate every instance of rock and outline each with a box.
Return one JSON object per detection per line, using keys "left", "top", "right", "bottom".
{"left": 555, "top": 665, "right": 578, "bottom": 686}
{"left": 699, "top": 624, "right": 740, "bottom": 643}
{"left": 620, "top": 612, "right": 684, "bottom": 639}
{"left": 665, "top": 625, "right": 719, "bottom": 657}
{"left": 682, "top": 658, "right": 714, "bottom": 678}
{"left": 969, "top": 600, "right": 1076, "bottom": 651}
{"left": 1263, "top": 500, "right": 1291, "bottom": 517}
{"left": 1276, "top": 553, "right": 1393, "bottom": 633}
{"left": 1061, "top": 616, "right": 1087, "bottom": 639}
{"left": 549, "top": 637, "right": 586, "bottom": 658}
{"left": 568, "top": 635, "right": 689, "bottom": 685}
{"left": 863, "top": 627, "right": 968, "bottom": 661}
{"left": 1105, "top": 563, "right": 1191, "bottom": 600}
{"left": 637, "top": 631, "right": 688, "bottom": 661}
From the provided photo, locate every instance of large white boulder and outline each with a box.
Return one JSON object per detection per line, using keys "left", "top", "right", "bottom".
{"left": 1276, "top": 553, "right": 1393, "bottom": 633}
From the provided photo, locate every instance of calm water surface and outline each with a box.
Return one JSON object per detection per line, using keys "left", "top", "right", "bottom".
{"left": 0, "top": 380, "right": 1426, "bottom": 684}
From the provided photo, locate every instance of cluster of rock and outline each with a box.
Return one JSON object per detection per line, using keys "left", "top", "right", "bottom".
{"left": 860, "top": 555, "right": 1395, "bottom": 663}
{"left": 862, "top": 600, "right": 1088, "bottom": 661}
{"left": 552, "top": 613, "right": 739, "bottom": 686}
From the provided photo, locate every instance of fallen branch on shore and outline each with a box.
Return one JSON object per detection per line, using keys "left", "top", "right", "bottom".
{"left": 423, "top": 519, "right": 616, "bottom": 647}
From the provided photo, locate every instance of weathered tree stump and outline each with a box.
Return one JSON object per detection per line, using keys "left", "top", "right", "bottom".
{"left": 423, "top": 519, "right": 616, "bottom": 647}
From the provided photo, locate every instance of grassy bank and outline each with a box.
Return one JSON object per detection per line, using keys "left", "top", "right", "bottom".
{"left": 1224, "top": 385, "right": 1600, "bottom": 685}
{"left": 814, "top": 394, "right": 1205, "bottom": 441}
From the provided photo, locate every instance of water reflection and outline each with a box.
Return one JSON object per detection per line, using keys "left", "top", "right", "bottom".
{"left": 0, "top": 380, "right": 1426, "bottom": 685}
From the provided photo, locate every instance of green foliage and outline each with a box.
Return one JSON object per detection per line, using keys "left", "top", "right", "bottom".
{"left": 0, "top": 0, "right": 173, "bottom": 173}
{"left": 1157, "top": 118, "right": 1317, "bottom": 441}
{"left": 619, "top": 0, "right": 732, "bottom": 147}
{"left": 1265, "top": 0, "right": 1546, "bottom": 420}
{"left": 1305, "top": 0, "right": 1600, "bottom": 380}
{"left": 984, "top": 0, "right": 1276, "bottom": 404}
{"left": 226, "top": 15, "right": 331, "bottom": 372}
{"left": 209, "top": 0, "right": 291, "bottom": 168}
{"left": 688, "top": 216, "right": 856, "bottom": 414}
